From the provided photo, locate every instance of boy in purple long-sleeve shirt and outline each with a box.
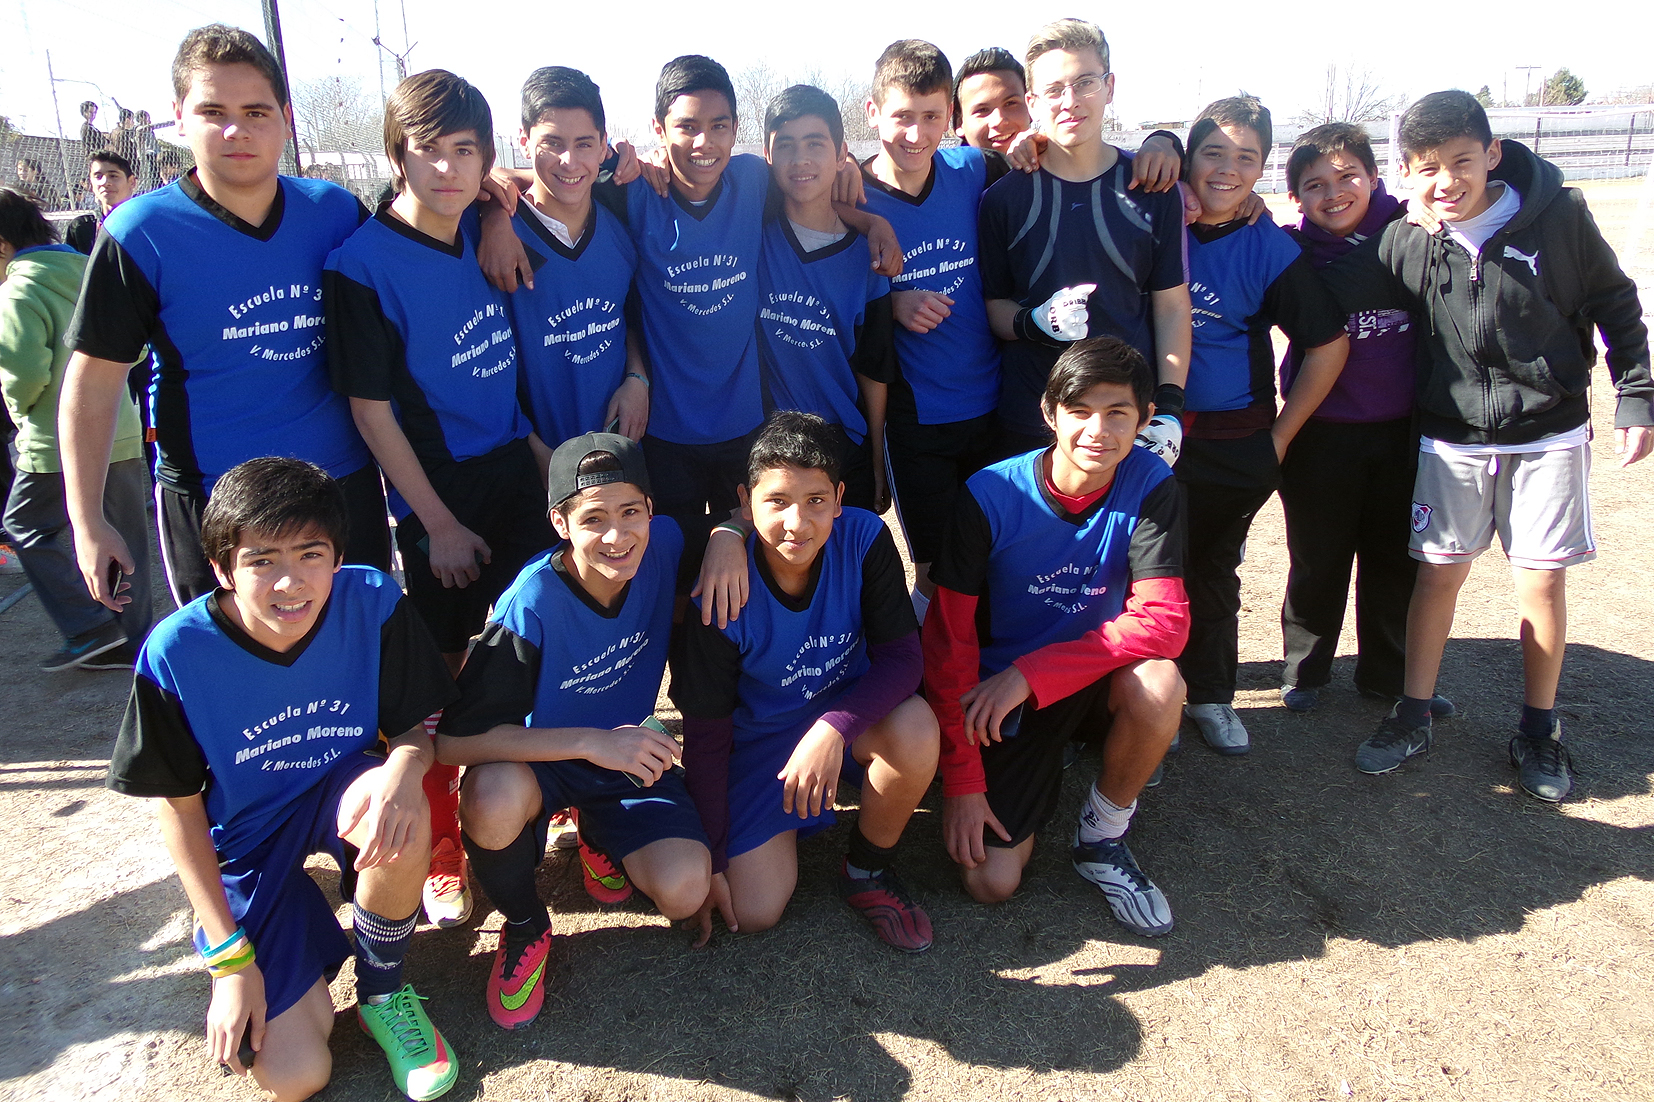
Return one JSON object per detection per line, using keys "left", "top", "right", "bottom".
{"left": 671, "top": 411, "right": 940, "bottom": 953}
{"left": 1277, "top": 124, "right": 1447, "bottom": 715}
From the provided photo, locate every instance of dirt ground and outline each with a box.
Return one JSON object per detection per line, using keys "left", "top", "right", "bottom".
{"left": 3, "top": 179, "right": 1651, "bottom": 1102}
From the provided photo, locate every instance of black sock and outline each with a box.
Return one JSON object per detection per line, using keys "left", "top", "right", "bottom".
{"left": 353, "top": 903, "right": 417, "bottom": 1001}
{"left": 1520, "top": 704, "right": 1556, "bottom": 740}
{"left": 1397, "top": 695, "right": 1433, "bottom": 728}
{"left": 462, "top": 826, "right": 551, "bottom": 936}
{"left": 845, "top": 824, "right": 897, "bottom": 879}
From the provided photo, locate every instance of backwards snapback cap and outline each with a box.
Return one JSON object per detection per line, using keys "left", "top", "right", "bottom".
{"left": 546, "top": 432, "right": 652, "bottom": 509}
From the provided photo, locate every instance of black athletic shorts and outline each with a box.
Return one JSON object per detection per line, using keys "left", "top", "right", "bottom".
{"left": 979, "top": 673, "right": 1115, "bottom": 848}
{"left": 640, "top": 432, "right": 755, "bottom": 527}
{"left": 394, "top": 438, "right": 554, "bottom": 654}
{"left": 157, "top": 462, "right": 392, "bottom": 606}
{"left": 885, "top": 410, "right": 997, "bottom": 565}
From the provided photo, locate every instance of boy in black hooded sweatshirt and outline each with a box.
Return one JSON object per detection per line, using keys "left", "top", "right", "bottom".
{"left": 1323, "top": 90, "right": 1651, "bottom": 801}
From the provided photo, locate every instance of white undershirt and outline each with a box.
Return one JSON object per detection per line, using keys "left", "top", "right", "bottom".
{"left": 789, "top": 219, "right": 846, "bottom": 252}
{"left": 1423, "top": 423, "right": 1589, "bottom": 458}
{"left": 1445, "top": 182, "right": 1520, "bottom": 258}
{"left": 522, "top": 199, "right": 577, "bottom": 248}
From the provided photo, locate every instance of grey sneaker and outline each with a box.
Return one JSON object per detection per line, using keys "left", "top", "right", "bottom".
{"left": 1357, "top": 686, "right": 1457, "bottom": 719}
{"left": 1356, "top": 707, "right": 1432, "bottom": 774}
{"left": 1509, "top": 720, "right": 1574, "bottom": 802}
{"left": 1071, "top": 832, "right": 1174, "bottom": 936}
{"left": 1185, "top": 703, "right": 1250, "bottom": 755}
{"left": 41, "top": 621, "right": 127, "bottom": 672}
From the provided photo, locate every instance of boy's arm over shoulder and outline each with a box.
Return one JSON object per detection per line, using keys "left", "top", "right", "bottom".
{"left": 1566, "top": 189, "right": 1653, "bottom": 430}
{"left": 1319, "top": 223, "right": 1411, "bottom": 315}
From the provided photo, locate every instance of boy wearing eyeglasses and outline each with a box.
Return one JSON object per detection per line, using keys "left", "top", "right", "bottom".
{"left": 979, "top": 19, "right": 1192, "bottom": 458}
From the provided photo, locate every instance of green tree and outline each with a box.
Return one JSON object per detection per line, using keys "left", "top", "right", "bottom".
{"left": 1475, "top": 85, "right": 1494, "bottom": 108}
{"left": 1530, "top": 67, "right": 1587, "bottom": 106}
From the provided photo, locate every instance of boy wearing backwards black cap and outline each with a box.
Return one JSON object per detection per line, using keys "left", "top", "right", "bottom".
{"left": 437, "top": 433, "right": 711, "bottom": 1031}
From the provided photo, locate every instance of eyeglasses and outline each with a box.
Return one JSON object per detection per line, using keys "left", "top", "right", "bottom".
{"left": 1037, "top": 74, "right": 1110, "bottom": 104}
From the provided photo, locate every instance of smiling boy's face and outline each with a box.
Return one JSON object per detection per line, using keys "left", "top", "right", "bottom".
{"left": 523, "top": 107, "right": 604, "bottom": 209}
{"left": 868, "top": 87, "right": 950, "bottom": 176}
{"left": 652, "top": 91, "right": 735, "bottom": 193}
{"left": 1292, "top": 150, "right": 1376, "bottom": 238}
{"left": 1403, "top": 135, "right": 1502, "bottom": 223}
{"left": 1188, "top": 122, "right": 1265, "bottom": 225}
{"left": 212, "top": 527, "right": 340, "bottom": 651}
{"left": 767, "top": 115, "right": 844, "bottom": 207}
{"left": 956, "top": 69, "right": 1031, "bottom": 152}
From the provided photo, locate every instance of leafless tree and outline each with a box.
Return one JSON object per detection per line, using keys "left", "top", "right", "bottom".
{"left": 1293, "top": 64, "right": 1405, "bottom": 127}
{"left": 291, "top": 76, "right": 384, "bottom": 156}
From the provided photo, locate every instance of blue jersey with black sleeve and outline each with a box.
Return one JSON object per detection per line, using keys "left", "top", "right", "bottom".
{"left": 325, "top": 209, "right": 530, "bottom": 517}
{"left": 858, "top": 146, "right": 1001, "bottom": 425}
{"left": 65, "top": 174, "right": 371, "bottom": 494}
{"left": 624, "top": 155, "right": 768, "bottom": 445}
{"left": 107, "top": 567, "right": 457, "bottom": 858}
{"left": 1185, "top": 218, "right": 1308, "bottom": 413}
{"left": 438, "top": 516, "right": 684, "bottom": 736}
{"left": 488, "top": 202, "right": 638, "bottom": 445}
{"left": 953, "top": 446, "right": 1178, "bottom": 677}
{"left": 757, "top": 220, "right": 893, "bottom": 443}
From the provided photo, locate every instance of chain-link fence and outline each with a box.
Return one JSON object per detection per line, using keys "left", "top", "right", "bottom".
{"left": 4, "top": 130, "right": 194, "bottom": 214}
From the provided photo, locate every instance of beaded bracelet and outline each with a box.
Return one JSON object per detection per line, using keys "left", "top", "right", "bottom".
{"left": 201, "top": 926, "right": 255, "bottom": 979}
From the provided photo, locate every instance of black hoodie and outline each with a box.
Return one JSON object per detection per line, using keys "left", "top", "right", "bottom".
{"left": 1323, "top": 139, "right": 1651, "bottom": 446}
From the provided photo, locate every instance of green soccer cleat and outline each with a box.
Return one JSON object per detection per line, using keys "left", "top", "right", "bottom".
{"left": 358, "top": 984, "right": 458, "bottom": 1100}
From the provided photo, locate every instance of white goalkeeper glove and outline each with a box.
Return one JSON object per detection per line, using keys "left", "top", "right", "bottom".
{"left": 1134, "top": 413, "right": 1183, "bottom": 466}
{"left": 1032, "top": 283, "right": 1096, "bottom": 341}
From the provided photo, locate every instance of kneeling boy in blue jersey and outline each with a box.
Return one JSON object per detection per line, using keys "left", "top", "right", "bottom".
{"left": 672, "top": 412, "right": 939, "bottom": 952}
{"left": 107, "top": 457, "right": 459, "bottom": 1101}
{"left": 758, "top": 85, "right": 895, "bottom": 512}
{"left": 436, "top": 433, "right": 711, "bottom": 1030}
{"left": 925, "top": 338, "right": 1187, "bottom": 935}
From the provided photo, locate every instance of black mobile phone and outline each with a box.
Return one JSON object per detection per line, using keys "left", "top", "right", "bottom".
{"left": 217, "top": 1023, "right": 256, "bottom": 1075}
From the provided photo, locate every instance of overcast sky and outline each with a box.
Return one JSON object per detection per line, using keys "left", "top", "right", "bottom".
{"left": 5, "top": 0, "right": 1649, "bottom": 144}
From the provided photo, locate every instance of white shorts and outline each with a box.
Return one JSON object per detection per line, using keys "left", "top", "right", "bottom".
{"left": 1409, "top": 442, "right": 1595, "bottom": 569}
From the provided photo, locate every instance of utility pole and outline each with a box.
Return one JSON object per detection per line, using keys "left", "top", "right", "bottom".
{"left": 43, "top": 51, "right": 75, "bottom": 209}
{"left": 1516, "top": 66, "right": 1540, "bottom": 109}
{"left": 261, "top": 0, "right": 302, "bottom": 174}
{"left": 372, "top": 0, "right": 416, "bottom": 84}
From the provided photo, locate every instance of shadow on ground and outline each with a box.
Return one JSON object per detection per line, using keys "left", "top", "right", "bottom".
{"left": 4, "top": 639, "right": 1650, "bottom": 1099}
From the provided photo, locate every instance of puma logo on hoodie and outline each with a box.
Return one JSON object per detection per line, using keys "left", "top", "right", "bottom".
{"left": 1504, "top": 245, "right": 1540, "bottom": 277}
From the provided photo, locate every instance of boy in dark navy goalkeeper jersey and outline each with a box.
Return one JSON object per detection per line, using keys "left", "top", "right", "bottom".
{"left": 671, "top": 412, "right": 940, "bottom": 953}
{"left": 979, "top": 19, "right": 1191, "bottom": 463}
{"left": 758, "top": 85, "right": 895, "bottom": 513}
{"left": 491, "top": 66, "right": 650, "bottom": 447}
{"left": 924, "top": 337, "right": 1188, "bottom": 936}
{"left": 60, "top": 24, "right": 389, "bottom": 610}
{"left": 479, "top": 55, "right": 899, "bottom": 530}
{"left": 326, "top": 70, "right": 556, "bottom": 933}
{"left": 107, "top": 458, "right": 459, "bottom": 1102}
{"left": 1172, "top": 97, "right": 1348, "bottom": 756}
{"left": 437, "top": 433, "right": 710, "bottom": 1031}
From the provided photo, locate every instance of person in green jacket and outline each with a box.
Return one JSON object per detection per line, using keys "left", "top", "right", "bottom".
{"left": 0, "top": 188, "right": 152, "bottom": 670}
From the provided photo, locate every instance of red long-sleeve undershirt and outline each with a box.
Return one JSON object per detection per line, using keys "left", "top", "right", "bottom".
{"left": 922, "top": 576, "right": 1190, "bottom": 798}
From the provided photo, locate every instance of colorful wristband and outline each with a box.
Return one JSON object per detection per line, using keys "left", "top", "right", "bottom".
{"left": 202, "top": 926, "right": 255, "bottom": 979}
{"left": 712, "top": 521, "right": 746, "bottom": 538}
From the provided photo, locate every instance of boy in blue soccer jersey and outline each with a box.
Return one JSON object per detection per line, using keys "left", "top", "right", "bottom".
{"left": 497, "top": 67, "right": 651, "bottom": 446}
{"left": 436, "top": 433, "right": 711, "bottom": 1029}
{"left": 61, "top": 24, "right": 390, "bottom": 610}
{"left": 758, "top": 84, "right": 895, "bottom": 513}
{"left": 924, "top": 338, "right": 1187, "bottom": 934}
{"left": 672, "top": 412, "right": 940, "bottom": 952}
{"left": 107, "top": 458, "right": 459, "bottom": 1101}
{"left": 327, "top": 69, "right": 556, "bottom": 929}
{"left": 1172, "top": 97, "right": 1349, "bottom": 755}
{"left": 480, "top": 56, "right": 899, "bottom": 531}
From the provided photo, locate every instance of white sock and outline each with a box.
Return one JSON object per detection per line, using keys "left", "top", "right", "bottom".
{"left": 1078, "top": 786, "right": 1135, "bottom": 844}
{"left": 910, "top": 588, "right": 931, "bottom": 625}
